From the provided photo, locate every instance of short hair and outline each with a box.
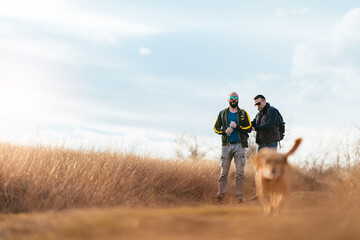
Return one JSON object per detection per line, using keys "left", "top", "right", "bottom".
{"left": 254, "top": 94, "right": 266, "bottom": 101}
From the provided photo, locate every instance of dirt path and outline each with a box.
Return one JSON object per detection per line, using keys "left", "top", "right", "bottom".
{"left": 0, "top": 191, "right": 358, "bottom": 240}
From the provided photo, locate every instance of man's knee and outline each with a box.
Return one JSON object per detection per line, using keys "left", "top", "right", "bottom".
{"left": 235, "top": 160, "right": 245, "bottom": 180}
{"left": 220, "top": 170, "right": 229, "bottom": 177}
{"left": 219, "top": 171, "right": 229, "bottom": 181}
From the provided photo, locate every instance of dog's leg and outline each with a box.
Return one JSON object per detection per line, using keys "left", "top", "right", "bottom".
{"left": 258, "top": 191, "right": 271, "bottom": 215}
{"left": 269, "top": 193, "right": 279, "bottom": 216}
{"left": 277, "top": 193, "right": 288, "bottom": 214}
{"left": 270, "top": 193, "right": 280, "bottom": 216}
{"left": 270, "top": 193, "right": 287, "bottom": 216}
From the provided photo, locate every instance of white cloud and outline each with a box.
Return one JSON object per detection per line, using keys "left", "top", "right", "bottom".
{"left": 245, "top": 73, "right": 281, "bottom": 83}
{"left": 0, "top": 0, "right": 162, "bottom": 43}
{"left": 0, "top": 127, "right": 177, "bottom": 158}
{"left": 139, "top": 47, "right": 153, "bottom": 56}
{"left": 290, "top": 8, "right": 360, "bottom": 123}
{"left": 292, "top": 8, "right": 360, "bottom": 79}
{"left": 0, "top": 52, "right": 72, "bottom": 121}
{"left": 275, "top": 8, "right": 309, "bottom": 18}
{"left": 0, "top": 38, "right": 77, "bottom": 64}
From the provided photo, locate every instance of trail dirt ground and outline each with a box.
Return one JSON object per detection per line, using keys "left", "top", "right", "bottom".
{"left": 1, "top": 191, "right": 359, "bottom": 240}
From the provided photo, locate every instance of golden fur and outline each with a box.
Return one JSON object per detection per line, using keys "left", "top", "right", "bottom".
{"left": 251, "top": 138, "right": 302, "bottom": 215}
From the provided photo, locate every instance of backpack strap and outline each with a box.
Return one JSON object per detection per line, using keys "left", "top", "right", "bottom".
{"left": 267, "top": 106, "right": 280, "bottom": 126}
{"left": 267, "top": 106, "right": 282, "bottom": 148}
{"left": 266, "top": 106, "right": 278, "bottom": 117}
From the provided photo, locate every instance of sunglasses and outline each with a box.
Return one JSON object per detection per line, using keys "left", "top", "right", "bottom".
{"left": 229, "top": 96, "right": 238, "bottom": 100}
{"left": 254, "top": 100, "right": 263, "bottom": 106}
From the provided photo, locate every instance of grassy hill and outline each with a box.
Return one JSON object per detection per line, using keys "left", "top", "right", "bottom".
{"left": 0, "top": 142, "right": 359, "bottom": 239}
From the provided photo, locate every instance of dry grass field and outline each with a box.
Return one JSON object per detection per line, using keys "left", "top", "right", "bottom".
{"left": 0, "top": 141, "right": 359, "bottom": 239}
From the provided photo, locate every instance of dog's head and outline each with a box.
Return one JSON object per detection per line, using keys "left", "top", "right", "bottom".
{"left": 251, "top": 138, "right": 302, "bottom": 180}
{"left": 252, "top": 149, "right": 287, "bottom": 180}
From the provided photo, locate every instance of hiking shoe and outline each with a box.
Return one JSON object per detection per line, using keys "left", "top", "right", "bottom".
{"left": 237, "top": 199, "right": 244, "bottom": 204}
{"left": 216, "top": 197, "right": 224, "bottom": 205}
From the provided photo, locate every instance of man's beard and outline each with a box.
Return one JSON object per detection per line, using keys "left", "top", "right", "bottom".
{"left": 230, "top": 101, "right": 238, "bottom": 108}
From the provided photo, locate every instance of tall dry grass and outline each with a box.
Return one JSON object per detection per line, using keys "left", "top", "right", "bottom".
{"left": 0, "top": 143, "right": 259, "bottom": 213}
{"left": 0, "top": 138, "right": 353, "bottom": 213}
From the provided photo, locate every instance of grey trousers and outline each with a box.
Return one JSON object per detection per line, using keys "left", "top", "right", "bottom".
{"left": 217, "top": 143, "right": 246, "bottom": 200}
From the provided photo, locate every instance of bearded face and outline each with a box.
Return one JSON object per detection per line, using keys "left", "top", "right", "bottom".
{"left": 230, "top": 101, "right": 238, "bottom": 108}
{"left": 228, "top": 93, "right": 239, "bottom": 108}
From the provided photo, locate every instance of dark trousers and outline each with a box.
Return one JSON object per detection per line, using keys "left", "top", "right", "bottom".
{"left": 257, "top": 141, "right": 278, "bottom": 151}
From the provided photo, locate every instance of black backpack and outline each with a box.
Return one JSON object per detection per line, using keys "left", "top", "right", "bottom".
{"left": 277, "top": 110, "right": 285, "bottom": 140}
{"left": 267, "top": 107, "right": 285, "bottom": 141}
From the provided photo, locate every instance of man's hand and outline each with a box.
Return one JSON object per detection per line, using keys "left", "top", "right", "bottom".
{"left": 230, "top": 121, "right": 237, "bottom": 128}
{"left": 226, "top": 127, "right": 233, "bottom": 134}
{"left": 252, "top": 126, "right": 255, "bottom": 131}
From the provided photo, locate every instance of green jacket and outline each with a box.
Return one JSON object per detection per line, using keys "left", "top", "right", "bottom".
{"left": 214, "top": 107, "right": 252, "bottom": 147}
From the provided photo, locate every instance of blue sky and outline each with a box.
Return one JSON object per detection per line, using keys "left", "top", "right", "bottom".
{"left": 0, "top": 0, "right": 359, "bottom": 160}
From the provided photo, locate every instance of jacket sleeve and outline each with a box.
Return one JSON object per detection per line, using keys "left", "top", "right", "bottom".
{"left": 214, "top": 112, "right": 225, "bottom": 135}
{"left": 254, "top": 107, "right": 278, "bottom": 131}
{"left": 236, "top": 110, "right": 252, "bottom": 133}
{"left": 251, "top": 116, "right": 257, "bottom": 127}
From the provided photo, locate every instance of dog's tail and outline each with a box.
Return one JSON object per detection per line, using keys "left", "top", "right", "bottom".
{"left": 285, "top": 138, "right": 302, "bottom": 157}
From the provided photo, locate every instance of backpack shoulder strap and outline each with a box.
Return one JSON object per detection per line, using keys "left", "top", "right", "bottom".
{"left": 267, "top": 106, "right": 280, "bottom": 118}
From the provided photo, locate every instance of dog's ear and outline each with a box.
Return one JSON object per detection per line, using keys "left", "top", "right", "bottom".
{"left": 285, "top": 138, "right": 302, "bottom": 158}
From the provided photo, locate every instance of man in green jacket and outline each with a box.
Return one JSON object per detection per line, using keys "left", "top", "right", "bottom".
{"left": 214, "top": 92, "right": 252, "bottom": 204}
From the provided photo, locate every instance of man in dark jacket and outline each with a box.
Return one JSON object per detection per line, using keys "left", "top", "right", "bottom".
{"left": 252, "top": 94, "right": 280, "bottom": 151}
{"left": 213, "top": 92, "right": 252, "bottom": 204}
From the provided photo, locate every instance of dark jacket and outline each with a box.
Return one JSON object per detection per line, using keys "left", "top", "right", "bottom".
{"left": 214, "top": 107, "right": 252, "bottom": 147}
{"left": 251, "top": 103, "right": 280, "bottom": 145}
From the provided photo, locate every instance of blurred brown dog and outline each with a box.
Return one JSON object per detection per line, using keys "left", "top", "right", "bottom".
{"left": 251, "top": 138, "right": 302, "bottom": 215}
